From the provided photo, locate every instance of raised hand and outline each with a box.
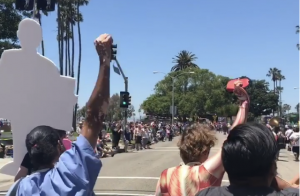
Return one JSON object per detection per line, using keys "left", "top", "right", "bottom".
{"left": 94, "top": 33, "right": 113, "bottom": 62}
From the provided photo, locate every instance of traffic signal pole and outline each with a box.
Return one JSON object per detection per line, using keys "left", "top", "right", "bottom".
{"left": 114, "top": 58, "right": 129, "bottom": 150}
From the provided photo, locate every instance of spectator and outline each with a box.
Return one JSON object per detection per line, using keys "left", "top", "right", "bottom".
{"left": 289, "top": 127, "right": 300, "bottom": 161}
{"left": 6, "top": 33, "right": 112, "bottom": 196}
{"left": 155, "top": 124, "right": 224, "bottom": 196}
{"left": 196, "top": 123, "right": 299, "bottom": 196}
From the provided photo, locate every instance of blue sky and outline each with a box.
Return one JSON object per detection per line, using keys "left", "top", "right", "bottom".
{"left": 39, "top": 0, "right": 299, "bottom": 115}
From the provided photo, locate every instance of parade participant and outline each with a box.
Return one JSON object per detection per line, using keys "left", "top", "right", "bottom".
{"left": 6, "top": 33, "right": 112, "bottom": 196}
{"left": 196, "top": 123, "right": 299, "bottom": 196}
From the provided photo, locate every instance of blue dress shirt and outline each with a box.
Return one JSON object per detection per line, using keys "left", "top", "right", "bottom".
{"left": 6, "top": 135, "right": 102, "bottom": 196}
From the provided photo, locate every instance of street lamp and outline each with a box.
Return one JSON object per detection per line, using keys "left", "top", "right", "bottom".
{"left": 153, "top": 71, "right": 195, "bottom": 124}
{"left": 294, "top": 87, "right": 299, "bottom": 89}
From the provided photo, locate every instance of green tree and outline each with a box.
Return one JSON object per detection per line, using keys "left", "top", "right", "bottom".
{"left": 171, "top": 50, "right": 198, "bottom": 72}
{"left": 127, "top": 105, "right": 135, "bottom": 118}
{"left": 246, "top": 79, "right": 279, "bottom": 117}
{"left": 0, "top": 0, "right": 31, "bottom": 56}
{"left": 57, "top": 0, "right": 88, "bottom": 130}
{"left": 107, "top": 93, "right": 122, "bottom": 121}
{"left": 296, "top": 103, "right": 299, "bottom": 113}
{"left": 282, "top": 104, "right": 291, "bottom": 114}
{"left": 266, "top": 67, "right": 279, "bottom": 93}
{"left": 142, "top": 68, "right": 236, "bottom": 120}
{"left": 77, "top": 105, "right": 86, "bottom": 119}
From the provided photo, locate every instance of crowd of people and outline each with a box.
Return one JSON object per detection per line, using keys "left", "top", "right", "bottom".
{"left": 3, "top": 33, "right": 299, "bottom": 196}
{"left": 92, "top": 121, "right": 186, "bottom": 157}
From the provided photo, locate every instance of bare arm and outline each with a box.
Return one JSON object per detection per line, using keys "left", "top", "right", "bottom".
{"left": 81, "top": 34, "right": 112, "bottom": 149}
{"left": 202, "top": 150, "right": 224, "bottom": 179}
{"left": 14, "top": 166, "right": 28, "bottom": 182}
{"left": 290, "top": 175, "right": 300, "bottom": 186}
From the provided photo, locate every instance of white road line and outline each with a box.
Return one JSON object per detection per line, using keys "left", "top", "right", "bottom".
{"left": 98, "top": 176, "right": 159, "bottom": 180}
{"left": 0, "top": 193, "right": 154, "bottom": 196}
{"left": 94, "top": 193, "right": 154, "bottom": 196}
{"left": 154, "top": 147, "right": 220, "bottom": 150}
{"left": 97, "top": 176, "right": 229, "bottom": 182}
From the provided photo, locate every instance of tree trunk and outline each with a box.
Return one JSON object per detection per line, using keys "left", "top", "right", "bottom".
{"left": 37, "top": 11, "right": 45, "bottom": 56}
{"left": 64, "top": 38, "right": 68, "bottom": 76}
{"left": 57, "top": 4, "right": 63, "bottom": 75}
{"left": 60, "top": 21, "right": 65, "bottom": 75}
{"left": 76, "top": 2, "right": 82, "bottom": 96}
{"left": 71, "top": 22, "right": 75, "bottom": 78}
{"left": 67, "top": 25, "right": 71, "bottom": 76}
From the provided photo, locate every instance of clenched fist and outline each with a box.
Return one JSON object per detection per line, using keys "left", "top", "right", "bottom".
{"left": 94, "top": 33, "right": 113, "bottom": 60}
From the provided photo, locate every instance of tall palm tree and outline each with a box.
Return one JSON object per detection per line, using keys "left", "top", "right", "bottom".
{"left": 171, "top": 50, "right": 198, "bottom": 72}
{"left": 266, "top": 67, "right": 279, "bottom": 94}
{"left": 34, "top": 10, "right": 47, "bottom": 55}
{"left": 276, "top": 70, "right": 285, "bottom": 117}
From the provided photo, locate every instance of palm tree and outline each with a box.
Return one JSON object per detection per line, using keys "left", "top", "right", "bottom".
{"left": 171, "top": 50, "right": 198, "bottom": 72}
{"left": 75, "top": 0, "right": 88, "bottom": 96}
{"left": 266, "top": 67, "right": 279, "bottom": 93}
{"left": 277, "top": 70, "right": 285, "bottom": 117}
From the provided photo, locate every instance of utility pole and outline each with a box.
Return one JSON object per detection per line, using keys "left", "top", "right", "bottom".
{"left": 114, "top": 58, "right": 129, "bottom": 151}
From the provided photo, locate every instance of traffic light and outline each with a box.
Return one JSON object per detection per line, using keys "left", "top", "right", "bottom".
{"left": 120, "top": 91, "right": 129, "bottom": 108}
{"left": 15, "top": 0, "right": 55, "bottom": 11}
{"left": 128, "top": 95, "right": 131, "bottom": 106}
{"left": 111, "top": 44, "right": 117, "bottom": 60}
{"left": 37, "top": 0, "right": 56, "bottom": 11}
{"left": 16, "top": 0, "right": 34, "bottom": 11}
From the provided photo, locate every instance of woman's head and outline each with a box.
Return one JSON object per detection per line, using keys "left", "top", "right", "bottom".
{"left": 26, "top": 126, "right": 63, "bottom": 170}
{"left": 178, "top": 124, "right": 217, "bottom": 164}
{"left": 294, "top": 127, "right": 299, "bottom": 133}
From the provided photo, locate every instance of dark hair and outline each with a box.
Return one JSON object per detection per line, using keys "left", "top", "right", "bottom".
{"left": 294, "top": 127, "right": 299, "bottom": 133}
{"left": 56, "top": 129, "right": 66, "bottom": 139}
{"left": 26, "top": 126, "right": 60, "bottom": 170}
{"left": 222, "top": 122, "right": 277, "bottom": 181}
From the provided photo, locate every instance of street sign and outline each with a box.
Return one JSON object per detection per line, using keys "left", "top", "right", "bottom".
{"left": 170, "top": 106, "right": 177, "bottom": 115}
{"left": 113, "top": 63, "right": 121, "bottom": 75}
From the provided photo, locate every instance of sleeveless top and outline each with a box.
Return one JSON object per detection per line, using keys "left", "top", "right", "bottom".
{"left": 155, "top": 162, "right": 223, "bottom": 196}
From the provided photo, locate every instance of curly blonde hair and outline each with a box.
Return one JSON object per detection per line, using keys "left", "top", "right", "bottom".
{"left": 178, "top": 124, "right": 217, "bottom": 164}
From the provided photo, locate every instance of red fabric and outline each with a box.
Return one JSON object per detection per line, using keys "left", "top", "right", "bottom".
{"left": 226, "top": 78, "right": 250, "bottom": 92}
{"left": 156, "top": 164, "right": 222, "bottom": 196}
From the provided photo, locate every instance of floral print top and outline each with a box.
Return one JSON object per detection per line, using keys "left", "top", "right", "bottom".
{"left": 155, "top": 162, "right": 223, "bottom": 196}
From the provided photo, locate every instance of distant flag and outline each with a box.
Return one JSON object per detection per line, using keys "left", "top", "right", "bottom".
{"left": 113, "top": 63, "right": 120, "bottom": 75}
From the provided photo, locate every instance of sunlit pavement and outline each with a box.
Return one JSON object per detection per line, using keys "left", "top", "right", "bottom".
{"left": 0, "top": 132, "right": 298, "bottom": 196}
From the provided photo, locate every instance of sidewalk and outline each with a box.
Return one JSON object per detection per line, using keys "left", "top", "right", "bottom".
{"left": 0, "top": 158, "right": 14, "bottom": 184}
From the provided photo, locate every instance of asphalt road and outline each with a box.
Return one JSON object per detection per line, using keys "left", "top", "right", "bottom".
{"left": 0, "top": 132, "right": 299, "bottom": 196}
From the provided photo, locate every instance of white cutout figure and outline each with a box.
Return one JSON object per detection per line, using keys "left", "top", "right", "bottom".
{"left": 0, "top": 18, "right": 77, "bottom": 176}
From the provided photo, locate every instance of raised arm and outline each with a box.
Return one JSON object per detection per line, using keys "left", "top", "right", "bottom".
{"left": 203, "top": 79, "right": 250, "bottom": 178}
{"left": 81, "top": 34, "right": 112, "bottom": 149}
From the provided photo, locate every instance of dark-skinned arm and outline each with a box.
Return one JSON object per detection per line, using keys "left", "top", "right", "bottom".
{"left": 81, "top": 34, "right": 112, "bottom": 149}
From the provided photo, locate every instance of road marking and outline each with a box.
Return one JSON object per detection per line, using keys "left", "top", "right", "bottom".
{"left": 153, "top": 147, "right": 220, "bottom": 150}
{"left": 94, "top": 193, "right": 154, "bottom": 196}
{"left": 97, "top": 176, "right": 229, "bottom": 182}
{"left": 0, "top": 192, "right": 154, "bottom": 196}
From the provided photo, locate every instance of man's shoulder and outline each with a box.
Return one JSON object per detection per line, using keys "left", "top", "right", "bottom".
{"left": 281, "top": 188, "right": 300, "bottom": 196}
{"left": 195, "top": 187, "right": 223, "bottom": 196}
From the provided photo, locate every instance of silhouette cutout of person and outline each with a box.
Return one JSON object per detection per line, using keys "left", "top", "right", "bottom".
{"left": 0, "top": 18, "right": 77, "bottom": 176}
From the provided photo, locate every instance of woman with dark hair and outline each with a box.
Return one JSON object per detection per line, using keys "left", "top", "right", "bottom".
{"left": 6, "top": 33, "right": 112, "bottom": 196}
